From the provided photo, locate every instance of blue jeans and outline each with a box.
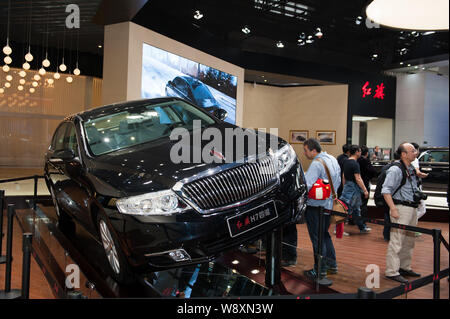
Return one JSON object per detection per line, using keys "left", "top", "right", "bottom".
{"left": 340, "top": 181, "right": 367, "bottom": 231}
{"left": 305, "top": 206, "right": 337, "bottom": 271}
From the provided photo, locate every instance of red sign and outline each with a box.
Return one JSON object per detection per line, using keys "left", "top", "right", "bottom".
{"left": 362, "top": 81, "right": 385, "bottom": 99}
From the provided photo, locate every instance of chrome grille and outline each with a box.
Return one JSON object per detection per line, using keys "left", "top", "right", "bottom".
{"left": 181, "top": 156, "right": 278, "bottom": 212}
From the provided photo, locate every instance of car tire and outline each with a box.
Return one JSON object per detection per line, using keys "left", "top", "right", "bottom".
{"left": 97, "top": 215, "right": 135, "bottom": 284}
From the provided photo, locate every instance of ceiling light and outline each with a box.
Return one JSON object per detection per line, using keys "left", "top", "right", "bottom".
{"left": 19, "top": 79, "right": 25, "bottom": 85}
{"left": 4, "top": 56, "right": 12, "bottom": 65}
{"left": 231, "top": 260, "right": 239, "bottom": 265}
{"left": 66, "top": 76, "right": 73, "bottom": 83}
{"left": 306, "top": 35, "right": 314, "bottom": 44}
{"left": 422, "top": 31, "right": 436, "bottom": 35}
{"left": 19, "top": 70, "right": 26, "bottom": 77}
{"left": 6, "top": 75, "right": 12, "bottom": 81}
{"left": 2, "top": 65, "right": 9, "bottom": 72}
{"left": 276, "top": 41, "right": 284, "bottom": 48}
{"left": 98, "top": 45, "right": 102, "bottom": 48}
{"left": 355, "top": 16, "right": 363, "bottom": 25}
{"left": 194, "top": 10, "right": 203, "bottom": 20}
{"left": 34, "top": 74, "right": 41, "bottom": 81}
{"left": 39, "top": 68, "right": 46, "bottom": 76}
{"left": 0, "top": 88, "right": 4, "bottom": 94}
{"left": 18, "top": 85, "right": 24, "bottom": 91}
{"left": 3, "top": 45, "right": 12, "bottom": 56}
{"left": 59, "top": 63, "right": 67, "bottom": 72}
{"left": 315, "top": 27, "right": 323, "bottom": 38}
{"left": 4, "top": 82, "right": 11, "bottom": 88}
{"left": 29, "top": 87, "right": 35, "bottom": 93}
{"left": 298, "top": 39, "right": 305, "bottom": 46}
{"left": 250, "top": 269, "right": 260, "bottom": 274}
{"left": 54, "top": 72, "right": 61, "bottom": 80}
{"left": 47, "top": 78, "right": 54, "bottom": 85}
{"left": 242, "top": 26, "right": 251, "bottom": 34}
{"left": 414, "top": 66, "right": 419, "bottom": 69}
{"left": 372, "top": 54, "right": 378, "bottom": 58}
{"left": 32, "top": 81, "right": 38, "bottom": 87}
{"left": 399, "top": 62, "right": 404, "bottom": 65}
{"left": 366, "top": 0, "right": 449, "bottom": 30}
{"left": 73, "top": 68, "right": 81, "bottom": 76}
{"left": 422, "top": 67, "right": 426, "bottom": 70}
{"left": 42, "top": 59, "right": 51, "bottom": 68}
{"left": 407, "top": 63, "right": 411, "bottom": 67}
{"left": 25, "top": 52, "right": 33, "bottom": 62}
{"left": 23, "top": 62, "right": 30, "bottom": 70}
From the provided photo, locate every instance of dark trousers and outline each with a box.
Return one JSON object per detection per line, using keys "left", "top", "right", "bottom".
{"left": 282, "top": 223, "right": 297, "bottom": 261}
{"left": 305, "top": 206, "right": 337, "bottom": 270}
{"left": 383, "top": 208, "right": 391, "bottom": 240}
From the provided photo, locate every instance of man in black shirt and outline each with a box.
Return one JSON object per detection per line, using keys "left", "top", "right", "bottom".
{"left": 340, "top": 145, "right": 370, "bottom": 233}
{"left": 337, "top": 144, "right": 350, "bottom": 198}
{"left": 358, "top": 146, "right": 377, "bottom": 223}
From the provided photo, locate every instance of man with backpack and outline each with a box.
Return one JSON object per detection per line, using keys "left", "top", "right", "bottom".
{"left": 381, "top": 143, "right": 422, "bottom": 284}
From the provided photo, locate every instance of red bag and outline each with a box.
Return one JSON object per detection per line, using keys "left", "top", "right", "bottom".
{"left": 308, "top": 178, "right": 331, "bottom": 200}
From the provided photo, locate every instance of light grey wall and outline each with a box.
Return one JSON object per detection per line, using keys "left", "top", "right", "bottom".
{"left": 424, "top": 73, "right": 449, "bottom": 147}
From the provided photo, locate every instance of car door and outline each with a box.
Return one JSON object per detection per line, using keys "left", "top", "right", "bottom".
{"left": 419, "top": 150, "right": 449, "bottom": 190}
{"left": 58, "top": 123, "right": 94, "bottom": 230}
{"left": 46, "top": 122, "right": 71, "bottom": 209}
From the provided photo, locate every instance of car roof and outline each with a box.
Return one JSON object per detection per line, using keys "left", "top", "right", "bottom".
{"left": 68, "top": 97, "right": 183, "bottom": 121}
{"left": 179, "top": 76, "right": 202, "bottom": 85}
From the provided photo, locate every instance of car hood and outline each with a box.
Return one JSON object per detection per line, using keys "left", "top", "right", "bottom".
{"left": 85, "top": 123, "right": 283, "bottom": 197}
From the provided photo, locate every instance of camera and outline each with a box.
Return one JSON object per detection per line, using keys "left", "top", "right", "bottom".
{"left": 413, "top": 190, "right": 428, "bottom": 203}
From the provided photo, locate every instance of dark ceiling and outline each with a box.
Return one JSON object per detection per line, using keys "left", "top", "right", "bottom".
{"left": 132, "top": 0, "right": 449, "bottom": 75}
{"left": 0, "top": 0, "right": 448, "bottom": 79}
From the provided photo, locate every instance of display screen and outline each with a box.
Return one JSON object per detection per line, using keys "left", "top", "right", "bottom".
{"left": 141, "top": 43, "right": 237, "bottom": 124}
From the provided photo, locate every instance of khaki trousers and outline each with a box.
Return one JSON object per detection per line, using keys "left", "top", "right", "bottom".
{"left": 385, "top": 204, "right": 418, "bottom": 277}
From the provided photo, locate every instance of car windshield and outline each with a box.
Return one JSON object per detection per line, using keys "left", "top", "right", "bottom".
{"left": 83, "top": 100, "right": 216, "bottom": 156}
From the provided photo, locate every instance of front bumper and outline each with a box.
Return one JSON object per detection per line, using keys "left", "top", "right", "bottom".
{"left": 105, "top": 162, "right": 307, "bottom": 270}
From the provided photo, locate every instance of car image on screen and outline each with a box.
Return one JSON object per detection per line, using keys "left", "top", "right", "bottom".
{"left": 165, "top": 76, "right": 220, "bottom": 112}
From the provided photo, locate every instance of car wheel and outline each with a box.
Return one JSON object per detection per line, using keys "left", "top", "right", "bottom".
{"left": 97, "top": 215, "right": 135, "bottom": 284}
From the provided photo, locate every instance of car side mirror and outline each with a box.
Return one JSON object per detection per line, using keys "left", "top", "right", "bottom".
{"left": 212, "top": 108, "right": 228, "bottom": 121}
{"left": 53, "top": 149, "right": 75, "bottom": 162}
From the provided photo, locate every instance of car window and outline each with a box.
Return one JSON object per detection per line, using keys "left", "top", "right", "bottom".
{"left": 420, "top": 151, "right": 449, "bottom": 163}
{"left": 52, "top": 123, "right": 69, "bottom": 151}
{"left": 83, "top": 100, "right": 216, "bottom": 156}
{"left": 65, "top": 124, "right": 79, "bottom": 156}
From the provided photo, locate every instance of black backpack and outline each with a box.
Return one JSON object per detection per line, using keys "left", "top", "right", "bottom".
{"left": 373, "top": 161, "right": 407, "bottom": 207}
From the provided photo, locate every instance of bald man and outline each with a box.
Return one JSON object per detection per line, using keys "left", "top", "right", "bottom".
{"left": 382, "top": 143, "right": 422, "bottom": 284}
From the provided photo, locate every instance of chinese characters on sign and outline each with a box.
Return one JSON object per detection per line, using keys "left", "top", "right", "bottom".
{"left": 362, "top": 81, "right": 385, "bottom": 100}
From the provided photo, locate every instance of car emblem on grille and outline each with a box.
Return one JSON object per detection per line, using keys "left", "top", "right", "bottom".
{"left": 210, "top": 148, "right": 226, "bottom": 161}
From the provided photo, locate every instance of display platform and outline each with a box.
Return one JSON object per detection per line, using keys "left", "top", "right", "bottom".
{"left": 8, "top": 196, "right": 335, "bottom": 299}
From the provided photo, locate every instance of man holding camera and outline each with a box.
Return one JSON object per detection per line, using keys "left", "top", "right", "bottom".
{"left": 382, "top": 143, "right": 423, "bottom": 283}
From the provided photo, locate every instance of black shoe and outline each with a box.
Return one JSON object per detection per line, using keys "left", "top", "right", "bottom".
{"left": 304, "top": 269, "right": 327, "bottom": 280}
{"left": 400, "top": 268, "right": 421, "bottom": 277}
{"left": 386, "top": 275, "right": 409, "bottom": 284}
{"left": 281, "top": 259, "right": 297, "bottom": 267}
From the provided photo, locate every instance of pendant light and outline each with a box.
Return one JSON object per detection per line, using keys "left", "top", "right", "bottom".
{"left": 73, "top": 29, "right": 81, "bottom": 76}
{"left": 34, "top": 74, "right": 41, "bottom": 81}
{"left": 0, "top": 88, "right": 4, "bottom": 94}
{"left": 59, "top": 19, "right": 67, "bottom": 73}
{"left": 42, "top": 8, "right": 51, "bottom": 68}
{"left": 2, "top": 65, "right": 10, "bottom": 72}
{"left": 6, "top": 75, "right": 13, "bottom": 82}
{"left": 19, "top": 78, "right": 25, "bottom": 85}
{"left": 3, "top": 0, "right": 12, "bottom": 58}
{"left": 24, "top": 0, "right": 34, "bottom": 63}
{"left": 5, "top": 82, "right": 11, "bottom": 88}
{"left": 4, "top": 56, "right": 12, "bottom": 65}
{"left": 54, "top": 42, "right": 61, "bottom": 79}
{"left": 29, "top": 87, "right": 35, "bottom": 93}
{"left": 19, "top": 70, "right": 26, "bottom": 77}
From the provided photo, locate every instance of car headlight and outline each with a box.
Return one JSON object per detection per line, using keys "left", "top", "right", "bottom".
{"left": 116, "top": 190, "right": 188, "bottom": 216}
{"left": 274, "top": 143, "right": 298, "bottom": 175}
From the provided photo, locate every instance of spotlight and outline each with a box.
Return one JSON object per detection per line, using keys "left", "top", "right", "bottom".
{"left": 315, "top": 27, "right": 323, "bottom": 38}
{"left": 276, "top": 41, "right": 284, "bottom": 48}
{"left": 194, "top": 10, "right": 203, "bottom": 20}
{"left": 241, "top": 26, "right": 251, "bottom": 34}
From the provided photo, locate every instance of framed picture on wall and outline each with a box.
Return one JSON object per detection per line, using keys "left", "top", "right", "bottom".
{"left": 316, "top": 130, "right": 336, "bottom": 145}
{"left": 289, "top": 130, "right": 309, "bottom": 144}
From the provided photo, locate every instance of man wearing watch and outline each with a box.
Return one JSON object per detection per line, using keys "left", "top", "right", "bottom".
{"left": 382, "top": 142, "right": 422, "bottom": 284}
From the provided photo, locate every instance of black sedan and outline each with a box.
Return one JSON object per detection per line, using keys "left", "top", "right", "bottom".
{"left": 417, "top": 147, "right": 449, "bottom": 191}
{"left": 165, "top": 76, "right": 220, "bottom": 112}
{"left": 44, "top": 97, "right": 307, "bottom": 283}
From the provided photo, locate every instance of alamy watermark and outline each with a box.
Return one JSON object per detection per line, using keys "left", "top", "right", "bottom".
{"left": 365, "top": 264, "right": 380, "bottom": 289}
{"left": 66, "top": 4, "right": 80, "bottom": 29}
{"left": 65, "top": 264, "right": 80, "bottom": 289}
